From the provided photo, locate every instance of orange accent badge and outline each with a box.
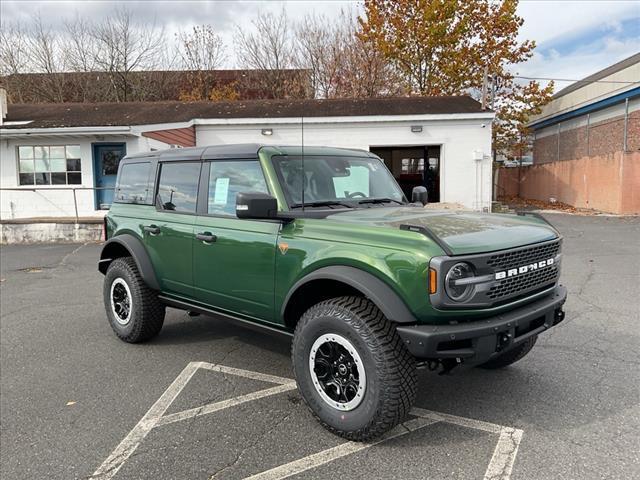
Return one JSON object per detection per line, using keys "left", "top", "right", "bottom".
{"left": 278, "top": 242, "right": 289, "bottom": 255}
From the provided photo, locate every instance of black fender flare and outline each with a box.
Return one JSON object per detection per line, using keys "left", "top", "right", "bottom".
{"left": 98, "top": 234, "right": 160, "bottom": 291}
{"left": 282, "top": 266, "right": 416, "bottom": 324}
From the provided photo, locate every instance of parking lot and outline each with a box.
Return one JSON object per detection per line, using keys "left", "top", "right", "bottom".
{"left": 1, "top": 213, "right": 639, "bottom": 479}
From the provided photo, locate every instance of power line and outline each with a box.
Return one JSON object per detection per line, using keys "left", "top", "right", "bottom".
{"left": 514, "top": 75, "right": 639, "bottom": 85}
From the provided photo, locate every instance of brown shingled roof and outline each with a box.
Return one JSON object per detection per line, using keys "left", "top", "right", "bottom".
{"left": 2, "top": 96, "right": 488, "bottom": 129}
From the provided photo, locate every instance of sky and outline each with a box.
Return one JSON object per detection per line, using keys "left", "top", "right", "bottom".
{"left": 1, "top": 0, "right": 639, "bottom": 92}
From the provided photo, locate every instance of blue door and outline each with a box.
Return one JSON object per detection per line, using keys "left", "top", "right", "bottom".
{"left": 93, "top": 143, "right": 126, "bottom": 209}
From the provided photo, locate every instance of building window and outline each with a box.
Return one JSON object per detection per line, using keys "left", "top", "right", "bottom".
{"left": 18, "top": 145, "right": 82, "bottom": 186}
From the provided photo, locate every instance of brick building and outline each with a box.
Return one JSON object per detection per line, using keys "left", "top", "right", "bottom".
{"left": 499, "top": 53, "right": 639, "bottom": 214}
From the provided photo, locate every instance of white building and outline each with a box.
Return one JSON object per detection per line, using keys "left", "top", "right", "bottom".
{"left": 0, "top": 96, "right": 494, "bottom": 219}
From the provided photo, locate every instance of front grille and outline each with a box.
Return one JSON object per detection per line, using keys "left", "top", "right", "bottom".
{"left": 486, "top": 241, "right": 560, "bottom": 270}
{"left": 429, "top": 238, "right": 562, "bottom": 309}
{"left": 488, "top": 265, "right": 558, "bottom": 300}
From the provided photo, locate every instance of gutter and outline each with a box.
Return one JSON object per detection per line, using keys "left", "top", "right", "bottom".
{"left": 529, "top": 86, "right": 640, "bottom": 130}
{"left": 0, "top": 125, "right": 135, "bottom": 137}
{"left": 193, "top": 112, "right": 496, "bottom": 126}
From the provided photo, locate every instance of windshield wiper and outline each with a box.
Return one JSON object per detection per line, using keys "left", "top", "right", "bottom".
{"left": 358, "top": 198, "right": 405, "bottom": 205}
{"left": 290, "top": 200, "right": 354, "bottom": 209}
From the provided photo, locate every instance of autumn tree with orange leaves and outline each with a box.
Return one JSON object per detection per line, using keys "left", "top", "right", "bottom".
{"left": 358, "top": 0, "right": 554, "bottom": 158}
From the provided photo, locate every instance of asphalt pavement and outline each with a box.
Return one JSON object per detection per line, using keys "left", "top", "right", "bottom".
{"left": 1, "top": 213, "right": 639, "bottom": 479}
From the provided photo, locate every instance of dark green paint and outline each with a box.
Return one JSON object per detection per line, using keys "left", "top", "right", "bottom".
{"left": 105, "top": 146, "right": 559, "bottom": 328}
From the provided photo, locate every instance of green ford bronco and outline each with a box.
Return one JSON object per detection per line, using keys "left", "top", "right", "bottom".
{"left": 99, "top": 144, "right": 566, "bottom": 440}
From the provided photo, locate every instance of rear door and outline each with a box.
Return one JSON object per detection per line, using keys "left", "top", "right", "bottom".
{"left": 143, "top": 160, "right": 201, "bottom": 298}
{"left": 192, "top": 159, "right": 280, "bottom": 322}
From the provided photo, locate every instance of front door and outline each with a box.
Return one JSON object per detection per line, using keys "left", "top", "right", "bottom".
{"left": 192, "top": 159, "right": 279, "bottom": 322}
{"left": 94, "top": 143, "right": 126, "bottom": 209}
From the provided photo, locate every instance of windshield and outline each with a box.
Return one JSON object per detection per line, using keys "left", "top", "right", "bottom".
{"left": 272, "top": 155, "right": 406, "bottom": 208}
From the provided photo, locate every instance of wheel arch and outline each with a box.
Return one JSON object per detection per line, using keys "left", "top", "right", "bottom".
{"left": 281, "top": 266, "right": 416, "bottom": 329}
{"left": 98, "top": 234, "right": 160, "bottom": 291}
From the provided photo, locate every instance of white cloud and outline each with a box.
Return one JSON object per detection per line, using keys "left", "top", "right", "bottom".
{"left": 1, "top": 0, "right": 637, "bottom": 81}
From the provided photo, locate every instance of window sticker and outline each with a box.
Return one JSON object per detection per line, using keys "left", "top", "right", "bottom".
{"left": 213, "top": 177, "right": 230, "bottom": 204}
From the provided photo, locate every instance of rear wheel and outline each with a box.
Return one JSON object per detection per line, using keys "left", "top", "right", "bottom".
{"left": 292, "top": 296, "right": 417, "bottom": 441}
{"left": 479, "top": 335, "right": 537, "bottom": 369}
{"left": 103, "top": 257, "right": 165, "bottom": 343}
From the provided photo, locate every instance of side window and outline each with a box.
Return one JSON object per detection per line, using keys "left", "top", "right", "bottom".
{"left": 157, "top": 162, "right": 201, "bottom": 213}
{"left": 115, "top": 162, "right": 151, "bottom": 204}
{"left": 207, "top": 160, "right": 268, "bottom": 216}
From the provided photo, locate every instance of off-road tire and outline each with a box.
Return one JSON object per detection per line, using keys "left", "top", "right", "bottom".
{"left": 479, "top": 335, "right": 538, "bottom": 369}
{"left": 292, "top": 296, "right": 417, "bottom": 441}
{"left": 103, "top": 256, "right": 165, "bottom": 343}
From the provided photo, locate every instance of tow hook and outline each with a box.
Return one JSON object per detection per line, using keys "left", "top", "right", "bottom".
{"left": 554, "top": 308, "right": 566, "bottom": 325}
{"left": 496, "top": 332, "right": 512, "bottom": 352}
{"left": 438, "top": 358, "right": 462, "bottom": 376}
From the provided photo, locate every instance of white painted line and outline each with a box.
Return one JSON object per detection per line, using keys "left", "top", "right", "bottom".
{"left": 91, "top": 361, "right": 525, "bottom": 480}
{"left": 198, "top": 362, "right": 294, "bottom": 385}
{"left": 412, "top": 407, "right": 504, "bottom": 434}
{"left": 483, "top": 426, "right": 524, "bottom": 480}
{"left": 90, "top": 361, "right": 201, "bottom": 480}
{"left": 245, "top": 416, "right": 438, "bottom": 480}
{"left": 155, "top": 383, "right": 297, "bottom": 427}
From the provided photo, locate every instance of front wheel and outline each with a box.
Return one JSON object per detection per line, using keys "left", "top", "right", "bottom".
{"left": 292, "top": 296, "right": 417, "bottom": 441}
{"left": 103, "top": 257, "right": 165, "bottom": 343}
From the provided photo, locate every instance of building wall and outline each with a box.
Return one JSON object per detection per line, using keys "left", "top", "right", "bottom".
{"left": 0, "top": 135, "right": 168, "bottom": 219}
{"left": 520, "top": 95, "right": 640, "bottom": 214}
{"left": 497, "top": 151, "right": 640, "bottom": 214}
{"left": 533, "top": 99, "right": 639, "bottom": 163}
{"left": 196, "top": 119, "right": 493, "bottom": 211}
{"left": 532, "top": 56, "right": 639, "bottom": 124}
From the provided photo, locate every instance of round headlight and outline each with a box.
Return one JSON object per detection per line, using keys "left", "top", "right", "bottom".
{"left": 445, "top": 262, "right": 475, "bottom": 301}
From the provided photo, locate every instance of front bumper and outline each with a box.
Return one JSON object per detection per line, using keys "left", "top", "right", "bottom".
{"left": 396, "top": 285, "right": 567, "bottom": 365}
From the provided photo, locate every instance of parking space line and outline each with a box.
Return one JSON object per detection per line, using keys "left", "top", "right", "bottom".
{"left": 412, "top": 407, "right": 504, "bottom": 434}
{"left": 91, "top": 362, "right": 525, "bottom": 480}
{"left": 198, "top": 362, "right": 295, "bottom": 386}
{"left": 483, "top": 427, "right": 524, "bottom": 480}
{"left": 413, "top": 407, "right": 524, "bottom": 480}
{"left": 245, "top": 417, "right": 438, "bottom": 480}
{"left": 90, "top": 361, "right": 201, "bottom": 480}
{"left": 156, "top": 383, "right": 297, "bottom": 427}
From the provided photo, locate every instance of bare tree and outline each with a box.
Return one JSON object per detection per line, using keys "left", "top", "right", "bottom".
{"left": 234, "top": 9, "right": 307, "bottom": 98}
{"left": 336, "top": 14, "right": 405, "bottom": 98}
{"left": 0, "top": 22, "right": 29, "bottom": 102}
{"left": 90, "top": 7, "right": 168, "bottom": 101}
{"left": 293, "top": 10, "right": 403, "bottom": 99}
{"left": 294, "top": 13, "right": 343, "bottom": 98}
{"left": 26, "top": 13, "right": 66, "bottom": 102}
{"left": 177, "top": 24, "right": 226, "bottom": 71}
{"left": 176, "top": 24, "right": 226, "bottom": 100}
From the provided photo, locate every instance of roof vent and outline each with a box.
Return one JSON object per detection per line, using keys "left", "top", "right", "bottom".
{"left": 0, "top": 88, "right": 7, "bottom": 126}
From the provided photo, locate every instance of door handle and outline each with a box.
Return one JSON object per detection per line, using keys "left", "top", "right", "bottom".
{"left": 195, "top": 232, "right": 217, "bottom": 243}
{"left": 143, "top": 225, "right": 160, "bottom": 235}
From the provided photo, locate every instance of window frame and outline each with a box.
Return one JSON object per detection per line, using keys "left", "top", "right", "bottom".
{"left": 113, "top": 160, "right": 154, "bottom": 206}
{"left": 196, "top": 158, "right": 271, "bottom": 218}
{"left": 154, "top": 160, "right": 203, "bottom": 216}
{"left": 16, "top": 144, "right": 83, "bottom": 187}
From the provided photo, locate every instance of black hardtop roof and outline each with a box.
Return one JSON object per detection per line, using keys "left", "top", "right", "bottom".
{"left": 123, "top": 144, "right": 374, "bottom": 162}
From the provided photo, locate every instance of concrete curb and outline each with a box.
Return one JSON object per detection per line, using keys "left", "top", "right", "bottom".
{"left": 0, "top": 221, "right": 103, "bottom": 244}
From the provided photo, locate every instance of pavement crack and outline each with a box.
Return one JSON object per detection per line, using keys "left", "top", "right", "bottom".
{"left": 208, "top": 410, "right": 294, "bottom": 479}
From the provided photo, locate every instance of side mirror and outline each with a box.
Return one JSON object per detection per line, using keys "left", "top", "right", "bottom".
{"left": 411, "top": 186, "right": 429, "bottom": 206}
{"left": 236, "top": 192, "right": 279, "bottom": 219}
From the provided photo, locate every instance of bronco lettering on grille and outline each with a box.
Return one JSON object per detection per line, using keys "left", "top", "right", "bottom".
{"left": 494, "top": 258, "right": 555, "bottom": 280}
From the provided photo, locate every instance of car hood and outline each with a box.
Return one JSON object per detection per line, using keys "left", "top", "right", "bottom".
{"left": 326, "top": 207, "right": 558, "bottom": 255}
